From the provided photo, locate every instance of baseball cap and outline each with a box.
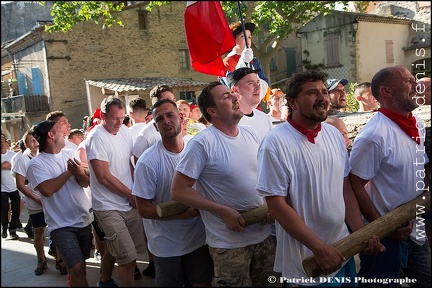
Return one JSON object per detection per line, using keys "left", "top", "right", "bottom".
{"left": 32, "top": 120, "right": 56, "bottom": 152}
{"left": 189, "top": 103, "right": 199, "bottom": 111}
{"left": 228, "top": 67, "right": 261, "bottom": 88}
{"left": 326, "top": 79, "right": 348, "bottom": 91}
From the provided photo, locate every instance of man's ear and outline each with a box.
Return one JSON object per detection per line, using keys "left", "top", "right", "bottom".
{"left": 288, "top": 98, "right": 297, "bottom": 112}
{"left": 153, "top": 122, "right": 159, "bottom": 132}
{"left": 207, "top": 107, "right": 217, "bottom": 118}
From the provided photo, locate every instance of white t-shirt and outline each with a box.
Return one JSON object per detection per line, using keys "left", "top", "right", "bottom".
{"left": 132, "top": 140, "right": 206, "bottom": 257}
{"left": 132, "top": 120, "right": 161, "bottom": 159}
{"left": 129, "top": 122, "right": 147, "bottom": 144}
{"left": 86, "top": 124, "right": 134, "bottom": 212}
{"left": 1, "top": 150, "right": 17, "bottom": 192}
{"left": 350, "top": 112, "right": 428, "bottom": 245}
{"left": 11, "top": 152, "right": 42, "bottom": 213}
{"left": 175, "top": 125, "right": 271, "bottom": 249}
{"left": 77, "top": 139, "right": 91, "bottom": 200}
{"left": 65, "top": 139, "right": 78, "bottom": 151}
{"left": 256, "top": 121, "right": 350, "bottom": 282}
{"left": 239, "top": 108, "right": 273, "bottom": 142}
{"left": 26, "top": 149, "right": 94, "bottom": 234}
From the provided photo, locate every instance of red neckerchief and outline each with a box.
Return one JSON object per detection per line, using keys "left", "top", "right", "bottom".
{"left": 286, "top": 115, "right": 322, "bottom": 144}
{"left": 379, "top": 108, "right": 420, "bottom": 144}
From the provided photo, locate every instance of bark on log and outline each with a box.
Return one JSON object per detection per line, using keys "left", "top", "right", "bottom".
{"left": 156, "top": 201, "right": 268, "bottom": 226}
{"left": 302, "top": 191, "right": 431, "bottom": 278}
{"left": 241, "top": 204, "right": 269, "bottom": 226}
{"left": 156, "top": 201, "right": 190, "bottom": 218}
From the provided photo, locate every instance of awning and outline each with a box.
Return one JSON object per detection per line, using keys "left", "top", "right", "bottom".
{"left": 86, "top": 77, "right": 210, "bottom": 93}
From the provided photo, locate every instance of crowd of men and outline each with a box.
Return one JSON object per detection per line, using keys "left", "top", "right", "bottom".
{"left": 1, "top": 19, "right": 431, "bottom": 288}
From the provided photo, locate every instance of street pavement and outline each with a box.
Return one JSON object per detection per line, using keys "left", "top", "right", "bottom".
{"left": 1, "top": 207, "right": 155, "bottom": 287}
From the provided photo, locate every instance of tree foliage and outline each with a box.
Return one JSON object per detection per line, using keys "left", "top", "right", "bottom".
{"left": 39, "top": 1, "right": 127, "bottom": 32}
{"left": 40, "top": 1, "right": 369, "bottom": 83}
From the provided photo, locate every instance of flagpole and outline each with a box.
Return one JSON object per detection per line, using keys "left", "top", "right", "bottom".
{"left": 237, "top": 1, "right": 249, "bottom": 49}
{"left": 237, "top": 1, "right": 251, "bottom": 69}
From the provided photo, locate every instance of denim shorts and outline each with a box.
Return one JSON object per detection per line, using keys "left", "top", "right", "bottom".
{"left": 50, "top": 225, "right": 93, "bottom": 269}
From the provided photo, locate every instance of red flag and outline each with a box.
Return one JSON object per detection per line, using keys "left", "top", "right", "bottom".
{"left": 184, "top": 1, "right": 235, "bottom": 76}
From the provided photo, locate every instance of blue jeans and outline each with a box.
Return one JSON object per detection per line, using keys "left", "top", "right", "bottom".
{"left": 358, "top": 237, "right": 430, "bottom": 287}
{"left": 401, "top": 238, "right": 431, "bottom": 287}
{"left": 1, "top": 191, "right": 21, "bottom": 233}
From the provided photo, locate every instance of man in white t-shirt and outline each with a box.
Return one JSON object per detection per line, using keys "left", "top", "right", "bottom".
{"left": 27, "top": 120, "right": 93, "bottom": 286}
{"left": 12, "top": 128, "right": 49, "bottom": 275}
{"left": 229, "top": 67, "right": 273, "bottom": 142}
{"left": 133, "top": 99, "right": 213, "bottom": 286}
{"left": 131, "top": 84, "right": 176, "bottom": 277}
{"left": 132, "top": 85, "right": 176, "bottom": 165}
{"left": 85, "top": 96, "right": 146, "bottom": 286}
{"left": 45, "top": 110, "right": 77, "bottom": 274}
{"left": 46, "top": 111, "right": 79, "bottom": 151}
{"left": 1, "top": 133, "right": 20, "bottom": 240}
{"left": 171, "top": 81, "right": 275, "bottom": 286}
{"left": 349, "top": 65, "right": 431, "bottom": 286}
{"left": 128, "top": 97, "right": 148, "bottom": 144}
{"left": 256, "top": 70, "right": 384, "bottom": 285}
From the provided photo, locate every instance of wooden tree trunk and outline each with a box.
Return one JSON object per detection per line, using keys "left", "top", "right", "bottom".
{"left": 156, "top": 201, "right": 189, "bottom": 218}
{"left": 302, "top": 191, "right": 431, "bottom": 278}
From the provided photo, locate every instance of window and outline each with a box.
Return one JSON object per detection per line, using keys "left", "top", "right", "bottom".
{"left": 385, "top": 40, "right": 394, "bottom": 64}
{"left": 270, "top": 58, "right": 277, "bottom": 71}
{"left": 325, "top": 34, "right": 340, "bottom": 67}
{"left": 179, "top": 49, "right": 190, "bottom": 70}
{"left": 179, "top": 91, "right": 195, "bottom": 102}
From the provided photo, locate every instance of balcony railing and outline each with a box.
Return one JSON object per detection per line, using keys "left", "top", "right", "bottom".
{"left": 1, "top": 95, "right": 50, "bottom": 114}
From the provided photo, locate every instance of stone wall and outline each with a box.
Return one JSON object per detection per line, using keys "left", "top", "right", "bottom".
{"left": 337, "top": 105, "right": 430, "bottom": 151}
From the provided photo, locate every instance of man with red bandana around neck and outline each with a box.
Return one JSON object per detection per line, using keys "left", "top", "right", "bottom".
{"left": 256, "top": 70, "right": 384, "bottom": 285}
{"left": 350, "top": 65, "right": 431, "bottom": 287}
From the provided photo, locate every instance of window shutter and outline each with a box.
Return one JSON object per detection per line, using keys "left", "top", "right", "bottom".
{"left": 17, "top": 72, "right": 28, "bottom": 96}
{"left": 385, "top": 40, "right": 394, "bottom": 63}
{"left": 325, "top": 35, "right": 340, "bottom": 67}
{"left": 32, "top": 67, "right": 43, "bottom": 95}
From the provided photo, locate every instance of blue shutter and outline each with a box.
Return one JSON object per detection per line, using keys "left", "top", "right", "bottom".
{"left": 32, "top": 67, "right": 43, "bottom": 95}
{"left": 17, "top": 73, "right": 28, "bottom": 96}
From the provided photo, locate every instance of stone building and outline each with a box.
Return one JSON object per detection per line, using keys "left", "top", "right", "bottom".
{"left": 1, "top": 2, "right": 214, "bottom": 140}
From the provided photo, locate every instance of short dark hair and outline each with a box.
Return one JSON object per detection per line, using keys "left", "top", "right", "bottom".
{"left": 354, "top": 82, "right": 372, "bottom": 98}
{"left": 152, "top": 98, "right": 178, "bottom": 112}
{"left": 129, "top": 98, "right": 147, "bottom": 111}
{"left": 122, "top": 114, "right": 131, "bottom": 126}
{"left": 285, "top": 70, "right": 327, "bottom": 114}
{"left": 197, "top": 81, "right": 222, "bottom": 123}
{"left": 149, "top": 85, "right": 173, "bottom": 104}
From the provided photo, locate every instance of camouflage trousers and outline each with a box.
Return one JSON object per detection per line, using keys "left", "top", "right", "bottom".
{"left": 209, "top": 235, "right": 277, "bottom": 287}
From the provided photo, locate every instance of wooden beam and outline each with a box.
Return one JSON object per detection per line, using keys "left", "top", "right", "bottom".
{"left": 302, "top": 191, "right": 431, "bottom": 278}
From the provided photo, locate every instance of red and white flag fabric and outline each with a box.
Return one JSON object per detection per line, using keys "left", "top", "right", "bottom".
{"left": 184, "top": 1, "right": 235, "bottom": 76}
